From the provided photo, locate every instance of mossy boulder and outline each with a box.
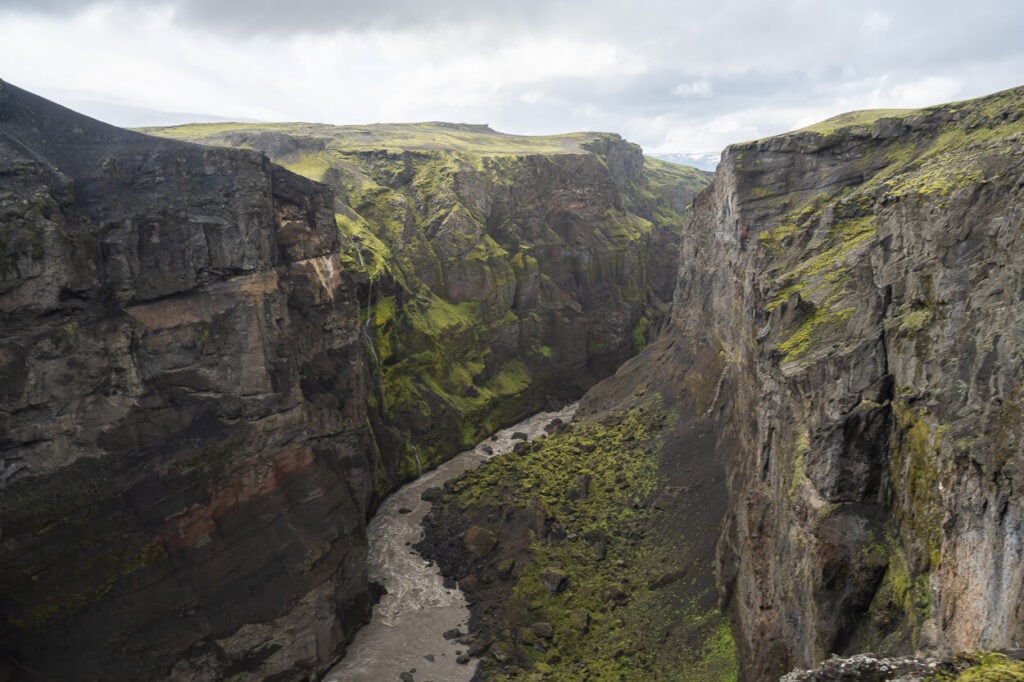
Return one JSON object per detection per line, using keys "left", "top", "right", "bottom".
{"left": 464, "top": 525, "right": 498, "bottom": 558}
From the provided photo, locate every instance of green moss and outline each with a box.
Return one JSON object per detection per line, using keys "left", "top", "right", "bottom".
{"left": 282, "top": 152, "right": 332, "bottom": 181}
{"left": 62, "top": 321, "right": 78, "bottom": 346}
{"left": 776, "top": 303, "right": 856, "bottom": 363}
{"left": 443, "top": 400, "right": 736, "bottom": 680}
{"left": 632, "top": 316, "right": 651, "bottom": 352}
{"left": 765, "top": 215, "right": 876, "bottom": 316}
{"left": 892, "top": 402, "right": 945, "bottom": 573}
{"left": 489, "top": 361, "right": 532, "bottom": 395}
{"left": 418, "top": 295, "right": 476, "bottom": 332}
{"left": 335, "top": 212, "right": 392, "bottom": 280}
{"left": 758, "top": 220, "right": 802, "bottom": 250}
{"left": 684, "top": 621, "right": 740, "bottom": 682}
{"left": 898, "top": 307, "right": 933, "bottom": 334}
{"left": 860, "top": 530, "right": 933, "bottom": 651}
{"left": 952, "top": 653, "right": 1024, "bottom": 681}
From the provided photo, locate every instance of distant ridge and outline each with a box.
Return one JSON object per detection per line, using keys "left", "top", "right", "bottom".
{"left": 648, "top": 151, "right": 720, "bottom": 172}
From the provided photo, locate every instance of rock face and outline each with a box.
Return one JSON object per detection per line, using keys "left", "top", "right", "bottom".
{"left": 642, "top": 87, "right": 1024, "bottom": 678}
{"left": 0, "top": 81, "right": 373, "bottom": 680}
{"left": 147, "top": 122, "right": 711, "bottom": 494}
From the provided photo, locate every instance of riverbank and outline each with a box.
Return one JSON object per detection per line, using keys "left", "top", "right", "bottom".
{"left": 414, "top": 396, "right": 737, "bottom": 680}
{"left": 323, "top": 404, "right": 578, "bottom": 682}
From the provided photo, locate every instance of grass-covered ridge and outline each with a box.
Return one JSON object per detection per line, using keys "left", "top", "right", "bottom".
{"left": 142, "top": 121, "right": 603, "bottom": 156}
{"left": 794, "top": 108, "right": 914, "bottom": 135}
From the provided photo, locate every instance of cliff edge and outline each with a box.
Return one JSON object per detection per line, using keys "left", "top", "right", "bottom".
{"left": 0, "top": 80, "right": 372, "bottom": 680}
{"left": 659, "top": 87, "right": 1024, "bottom": 678}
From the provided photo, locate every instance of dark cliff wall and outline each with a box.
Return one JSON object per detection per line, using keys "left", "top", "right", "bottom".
{"left": 644, "top": 87, "right": 1024, "bottom": 679}
{"left": 147, "top": 122, "right": 711, "bottom": 499}
{"left": 0, "top": 81, "right": 372, "bottom": 680}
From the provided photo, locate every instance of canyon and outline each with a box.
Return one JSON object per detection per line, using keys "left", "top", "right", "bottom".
{"left": 2, "top": 77, "right": 1023, "bottom": 681}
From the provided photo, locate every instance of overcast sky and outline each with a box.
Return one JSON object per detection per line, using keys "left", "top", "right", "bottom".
{"left": 2, "top": 0, "right": 1023, "bottom": 159}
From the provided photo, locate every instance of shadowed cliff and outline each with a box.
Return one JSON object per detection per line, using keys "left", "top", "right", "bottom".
{"left": 646, "top": 86, "right": 1024, "bottom": 679}
{"left": 0, "top": 79, "right": 373, "bottom": 680}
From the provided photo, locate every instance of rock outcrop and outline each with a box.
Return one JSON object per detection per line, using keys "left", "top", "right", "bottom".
{"left": 647, "top": 87, "right": 1024, "bottom": 678}
{"left": 0, "top": 81, "right": 372, "bottom": 680}
{"left": 147, "top": 121, "right": 711, "bottom": 496}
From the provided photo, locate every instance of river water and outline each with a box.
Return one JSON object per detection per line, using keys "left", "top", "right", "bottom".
{"left": 324, "top": 403, "right": 578, "bottom": 682}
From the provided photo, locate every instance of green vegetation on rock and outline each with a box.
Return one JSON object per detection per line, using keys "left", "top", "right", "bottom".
{"left": 426, "top": 399, "right": 736, "bottom": 681}
{"left": 925, "top": 653, "right": 1024, "bottom": 681}
{"left": 144, "top": 121, "right": 710, "bottom": 501}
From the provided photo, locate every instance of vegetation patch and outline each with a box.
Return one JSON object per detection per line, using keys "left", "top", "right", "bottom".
{"left": 419, "top": 399, "right": 737, "bottom": 680}
{"left": 926, "top": 652, "right": 1024, "bottom": 681}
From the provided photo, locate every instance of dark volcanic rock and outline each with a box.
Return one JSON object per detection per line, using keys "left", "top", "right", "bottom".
{"left": 420, "top": 486, "right": 443, "bottom": 502}
{"left": 618, "top": 86, "right": 1024, "bottom": 678}
{"left": 539, "top": 569, "right": 568, "bottom": 594}
{"left": 0, "top": 81, "right": 372, "bottom": 680}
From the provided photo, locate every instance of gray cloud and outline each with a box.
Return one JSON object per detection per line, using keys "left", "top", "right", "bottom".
{"left": 6, "top": 0, "right": 1024, "bottom": 68}
{"left": 2, "top": 0, "right": 1023, "bottom": 154}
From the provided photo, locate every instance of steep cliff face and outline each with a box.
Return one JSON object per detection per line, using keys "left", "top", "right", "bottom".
{"left": 655, "top": 87, "right": 1024, "bottom": 678}
{"left": 0, "top": 81, "right": 372, "bottom": 680}
{"left": 148, "top": 121, "right": 710, "bottom": 496}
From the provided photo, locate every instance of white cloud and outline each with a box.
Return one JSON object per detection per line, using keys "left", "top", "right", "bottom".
{"left": 875, "top": 76, "right": 966, "bottom": 109}
{"left": 863, "top": 10, "right": 891, "bottom": 33}
{"left": 672, "top": 80, "right": 713, "bottom": 98}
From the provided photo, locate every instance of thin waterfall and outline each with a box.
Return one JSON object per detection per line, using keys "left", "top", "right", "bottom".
{"left": 411, "top": 445, "right": 423, "bottom": 477}
{"left": 360, "top": 278, "right": 386, "bottom": 399}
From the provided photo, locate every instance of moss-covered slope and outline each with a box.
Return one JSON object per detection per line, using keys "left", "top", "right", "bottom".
{"left": 417, "top": 394, "right": 735, "bottom": 681}
{"left": 146, "top": 122, "right": 711, "bottom": 499}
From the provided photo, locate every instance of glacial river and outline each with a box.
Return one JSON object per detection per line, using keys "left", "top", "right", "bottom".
{"left": 324, "top": 403, "right": 578, "bottom": 682}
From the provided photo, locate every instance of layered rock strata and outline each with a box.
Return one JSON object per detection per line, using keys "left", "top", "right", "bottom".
{"left": 0, "top": 81, "right": 372, "bottom": 680}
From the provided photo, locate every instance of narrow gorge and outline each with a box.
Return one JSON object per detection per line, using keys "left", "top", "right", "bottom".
{"left": 2, "top": 77, "right": 1024, "bottom": 682}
